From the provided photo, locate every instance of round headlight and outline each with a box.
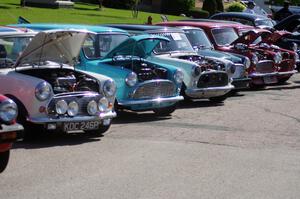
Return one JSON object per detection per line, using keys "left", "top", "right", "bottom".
{"left": 292, "top": 42, "right": 298, "bottom": 52}
{"left": 55, "top": 100, "right": 68, "bottom": 115}
{"left": 35, "top": 82, "right": 51, "bottom": 101}
{"left": 244, "top": 57, "right": 251, "bottom": 69}
{"left": 0, "top": 99, "right": 18, "bottom": 123}
{"left": 98, "top": 97, "right": 109, "bottom": 112}
{"left": 274, "top": 52, "right": 282, "bottom": 64}
{"left": 67, "top": 101, "right": 79, "bottom": 116}
{"left": 103, "top": 79, "right": 116, "bottom": 97}
{"left": 192, "top": 65, "right": 201, "bottom": 77}
{"left": 125, "top": 72, "right": 137, "bottom": 87}
{"left": 174, "top": 69, "right": 184, "bottom": 84}
{"left": 251, "top": 53, "right": 258, "bottom": 65}
{"left": 87, "top": 100, "right": 98, "bottom": 116}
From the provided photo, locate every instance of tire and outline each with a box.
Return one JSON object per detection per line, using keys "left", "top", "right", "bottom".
{"left": 153, "top": 105, "right": 177, "bottom": 116}
{"left": 209, "top": 95, "right": 228, "bottom": 103}
{"left": 0, "top": 150, "right": 10, "bottom": 173}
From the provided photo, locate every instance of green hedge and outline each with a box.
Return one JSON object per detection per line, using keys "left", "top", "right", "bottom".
{"left": 188, "top": 8, "right": 209, "bottom": 18}
{"left": 161, "top": 0, "right": 195, "bottom": 15}
{"left": 226, "top": 2, "right": 246, "bottom": 12}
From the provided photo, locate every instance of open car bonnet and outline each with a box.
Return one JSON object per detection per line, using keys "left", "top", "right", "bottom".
{"left": 15, "top": 29, "right": 91, "bottom": 67}
{"left": 230, "top": 29, "right": 272, "bottom": 46}
{"left": 104, "top": 34, "right": 170, "bottom": 59}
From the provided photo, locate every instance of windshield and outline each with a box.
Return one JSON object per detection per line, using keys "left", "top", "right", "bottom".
{"left": 212, "top": 28, "right": 239, "bottom": 46}
{"left": 184, "top": 29, "right": 213, "bottom": 50}
{"left": 83, "top": 33, "right": 129, "bottom": 59}
{"left": 0, "top": 36, "right": 33, "bottom": 67}
{"left": 151, "top": 32, "right": 194, "bottom": 54}
{"left": 255, "top": 19, "right": 274, "bottom": 27}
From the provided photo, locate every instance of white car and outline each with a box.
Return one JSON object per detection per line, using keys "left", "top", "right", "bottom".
{"left": 0, "top": 29, "right": 117, "bottom": 137}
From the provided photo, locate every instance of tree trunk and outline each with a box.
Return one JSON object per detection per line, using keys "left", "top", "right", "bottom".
{"left": 98, "top": 0, "right": 103, "bottom": 10}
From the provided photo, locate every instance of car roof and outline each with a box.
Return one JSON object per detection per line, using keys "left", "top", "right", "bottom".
{"left": 104, "top": 24, "right": 184, "bottom": 33}
{"left": 0, "top": 26, "right": 32, "bottom": 33}
{"left": 157, "top": 21, "right": 253, "bottom": 30}
{"left": 11, "top": 23, "right": 128, "bottom": 34}
{"left": 178, "top": 18, "right": 242, "bottom": 24}
{"left": 211, "top": 12, "right": 269, "bottom": 21}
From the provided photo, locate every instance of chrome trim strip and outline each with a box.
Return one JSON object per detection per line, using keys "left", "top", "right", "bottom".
{"left": 27, "top": 111, "right": 117, "bottom": 124}
{"left": 278, "top": 70, "right": 297, "bottom": 75}
{"left": 118, "top": 96, "right": 184, "bottom": 106}
{"left": 248, "top": 72, "right": 278, "bottom": 77}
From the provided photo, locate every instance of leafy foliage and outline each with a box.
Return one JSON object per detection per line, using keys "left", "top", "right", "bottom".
{"left": 226, "top": 2, "right": 246, "bottom": 12}
{"left": 202, "top": 0, "right": 217, "bottom": 16}
{"left": 188, "top": 8, "right": 209, "bottom": 18}
{"left": 161, "top": 0, "right": 195, "bottom": 15}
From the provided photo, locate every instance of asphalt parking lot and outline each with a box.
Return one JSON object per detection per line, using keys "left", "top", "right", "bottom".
{"left": 1, "top": 74, "right": 300, "bottom": 199}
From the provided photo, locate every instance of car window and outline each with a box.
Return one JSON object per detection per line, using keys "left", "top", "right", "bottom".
{"left": 151, "top": 32, "right": 194, "bottom": 54}
{"left": 184, "top": 29, "right": 213, "bottom": 49}
{"left": 0, "top": 36, "right": 32, "bottom": 68}
{"left": 83, "top": 33, "right": 129, "bottom": 59}
{"left": 211, "top": 28, "right": 239, "bottom": 46}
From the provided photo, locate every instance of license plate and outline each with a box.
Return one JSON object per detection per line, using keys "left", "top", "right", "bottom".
{"left": 263, "top": 76, "right": 277, "bottom": 84}
{"left": 63, "top": 121, "right": 100, "bottom": 131}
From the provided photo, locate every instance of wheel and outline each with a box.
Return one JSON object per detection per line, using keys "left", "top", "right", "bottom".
{"left": 209, "top": 95, "right": 228, "bottom": 103}
{"left": 0, "top": 150, "right": 10, "bottom": 173}
{"left": 153, "top": 105, "right": 177, "bottom": 116}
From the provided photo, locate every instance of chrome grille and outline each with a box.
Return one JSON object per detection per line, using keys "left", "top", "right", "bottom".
{"left": 132, "top": 80, "right": 176, "bottom": 100}
{"left": 279, "top": 59, "right": 293, "bottom": 71}
{"left": 256, "top": 60, "right": 275, "bottom": 73}
{"left": 197, "top": 72, "right": 229, "bottom": 88}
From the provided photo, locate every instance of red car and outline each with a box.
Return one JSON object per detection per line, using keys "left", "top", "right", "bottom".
{"left": 158, "top": 21, "right": 298, "bottom": 86}
{"left": 0, "top": 95, "right": 23, "bottom": 173}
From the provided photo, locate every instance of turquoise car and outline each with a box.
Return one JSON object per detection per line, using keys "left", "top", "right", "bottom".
{"left": 13, "top": 24, "right": 184, "bottom": 116}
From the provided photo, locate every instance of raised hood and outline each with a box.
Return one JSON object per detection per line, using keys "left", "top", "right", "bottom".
{"left": 104, "top": 34, "right": 169, "bottom": 59}
{"left": 15, "top": 29, "right": 91, "bottom": 67}
{"left": 230, "top": 29, "right": 271, "bottom": 45}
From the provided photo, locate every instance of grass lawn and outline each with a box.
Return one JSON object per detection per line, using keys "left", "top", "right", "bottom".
{"left": 0, "top": 0, "right": 183, "bottom": 25}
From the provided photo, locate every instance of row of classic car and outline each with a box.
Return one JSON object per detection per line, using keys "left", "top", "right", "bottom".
{"left": 0, "top": 12, "right": 299, "bottom": 172}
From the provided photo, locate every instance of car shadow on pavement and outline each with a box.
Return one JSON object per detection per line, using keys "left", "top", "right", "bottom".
{"left": 113, "top": 111, "right": 172, "bottom": 124}
{"left": 12, "top": 132, "right": 102, "bottom": 149}
{"left": 177, "top": 100, "right": 224, "bottom": 109}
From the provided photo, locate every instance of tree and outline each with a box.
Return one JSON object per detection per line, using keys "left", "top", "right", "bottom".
{"left": 20, "top": 0, "right": 26, "bottom": 7}
{"left": 98, "top": 0, "right": 103, "bottom": 10}
{"left": 202, "top": 0, "right": 217, "bottom": 16}
{"left": 216, "top": 0, "right": 224, "bottom": 12}
{"left": 132, "top": 0, "right": 140, "bottom": 18}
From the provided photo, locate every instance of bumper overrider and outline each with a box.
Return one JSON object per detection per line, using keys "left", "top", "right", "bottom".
{"left": 27, "top": 92, "right": 116, "bottom": 131}
{"left": 118, "top": 79, "right": 183, "bottom": 110}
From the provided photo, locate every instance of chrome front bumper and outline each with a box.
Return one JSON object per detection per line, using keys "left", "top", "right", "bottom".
{"left": 249, "top": 70, "right": 297, "bottom": 78}
{"left": 185, "top": 85, "right": 234, "bottom": 98}
{"left": 118, "top": 96, "right": 184, "bottom": 106}
{"left": 0, "top": 123, "right": 23, "bottom": 134}
{"left": 27, "top": 110, "right": 117, "bottom": 124}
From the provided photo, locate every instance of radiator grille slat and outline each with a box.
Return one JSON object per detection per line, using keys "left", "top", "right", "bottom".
{"left": 132, "top": 80, "right": 176, "bottom": 99}
{"left": 197, "top": 72, "right": 229, "bottom": 88}
{"left": 256, "top": 60, "right": 275, "bottom": 73}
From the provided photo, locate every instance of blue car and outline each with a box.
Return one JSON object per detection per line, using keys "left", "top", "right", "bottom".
{"left": 13, "top": 24, "right": 184, "bottom": 116}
